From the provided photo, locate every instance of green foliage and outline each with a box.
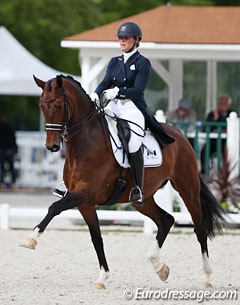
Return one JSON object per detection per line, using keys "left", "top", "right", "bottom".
{"left": 0, "top": 0, "right": 239, "bottom": 130}
{"left": 184, "top": 62, "right": 207, "bottom": 120}
{"left": 217, "top": 62, "right": 240, "bottom": 113}
{"left": 0, "top": 0, "right": 102, "bottom": 74}
{"left": 0, "top": 0, "right": 102, "bottom": 130}
{"left": 0, "top": 96, "right": 39, "bottom": 130}
{"left": 99, "top": 0, "right": 165, "bottom": 22}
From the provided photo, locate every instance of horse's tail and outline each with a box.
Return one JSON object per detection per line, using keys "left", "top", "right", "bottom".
{"left": 199, "top": 175, "right": 228, "bottom": 239}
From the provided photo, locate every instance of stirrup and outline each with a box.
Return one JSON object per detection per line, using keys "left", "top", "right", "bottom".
{"left": 53, "top": 182, "right": 68, "bottom": 198}
{"left": 53, "top": 188, "right": 67, "bottom": 198}
{"left": 129, "top": 186, "right": 144, "bottom": 206}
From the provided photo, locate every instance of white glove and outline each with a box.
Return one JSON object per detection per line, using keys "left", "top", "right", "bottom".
{"left": 90, "top": 92, "right": 100, "bottom": 107}
{"left": 103, "top": 87, "right": 119, "bottom": 100}
{"left": 90, "top": 92, "right": 99, "bottom": 103}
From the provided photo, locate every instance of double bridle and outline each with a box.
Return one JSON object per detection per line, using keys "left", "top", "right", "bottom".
{"left": 43, "top": 87, "right": 97, "bottom": 141}
{"left": 43, "top": 88, "right": 70, "bottom": 141}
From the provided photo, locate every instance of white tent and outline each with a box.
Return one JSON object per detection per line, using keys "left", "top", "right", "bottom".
{"left": 0, "top": 26, "right": 80, "bottom": 96}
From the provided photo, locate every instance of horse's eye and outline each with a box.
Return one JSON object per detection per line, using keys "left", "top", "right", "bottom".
{"left": 56, "top": 105, "right": 62, "bottom": 110}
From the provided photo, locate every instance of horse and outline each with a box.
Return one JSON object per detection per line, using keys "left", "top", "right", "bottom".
{"left": 20, "top": 74, "right": 227, "bottom": 289}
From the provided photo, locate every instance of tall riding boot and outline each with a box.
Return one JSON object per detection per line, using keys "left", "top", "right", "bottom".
{"left": 128, "top": 146, "right": 144, "bottom": 205}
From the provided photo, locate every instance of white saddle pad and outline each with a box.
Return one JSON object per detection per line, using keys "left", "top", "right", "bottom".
{"left": 105, "top": 113, "right": 162, "bottom": 168}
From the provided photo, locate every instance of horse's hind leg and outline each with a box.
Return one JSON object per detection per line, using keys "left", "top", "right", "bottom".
{"left": 134, "top": 196, "right": 175, "bottom": 281}
{"left": 171, "top": 176, "right": 212, "bottom": 286}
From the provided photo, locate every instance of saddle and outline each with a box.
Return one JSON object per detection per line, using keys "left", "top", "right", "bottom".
{"left": 104, "top": 108, "right": 162, "bottom": 168}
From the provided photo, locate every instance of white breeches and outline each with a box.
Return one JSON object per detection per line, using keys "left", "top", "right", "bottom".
{"left": 105, "top": 100, "right": 145, "bottom": 153}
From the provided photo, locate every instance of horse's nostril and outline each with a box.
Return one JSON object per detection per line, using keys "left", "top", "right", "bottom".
{"left": 52, "top": 144, "right": 60, "bottom": 152}
{"left": 46, "top": 144, "right": 60, "bottom": 152}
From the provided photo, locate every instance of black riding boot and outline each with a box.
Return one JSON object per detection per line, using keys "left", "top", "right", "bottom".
{"left": 128, "top": 146, "right": 144, "bottom": 205}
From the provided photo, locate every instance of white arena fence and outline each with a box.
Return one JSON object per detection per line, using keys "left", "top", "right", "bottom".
{"left": 0, "top": 203, "right": 239, "bottom": 232}
{"left": 14, "top": 131, "right": 64, "bottom": 188}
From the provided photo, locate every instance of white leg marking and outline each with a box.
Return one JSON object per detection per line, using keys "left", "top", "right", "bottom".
{"left": 27, "top": 227, "right": 42, "bottom": 241}
{"left": 19, "top": 227, "right": 42, "bottom": 249}
{"left": 202, "top": 252, "right": 212, "bottom": 284}
{"left": 148, "top": 239, "right": 169, "bottom": 281}
{"left": 95, "top": 266, "right": 110, "bottom": 285}
{"left": 148, "top": 239, "right": 163, "bottom": 272}
{"left": 202, "top": 252, "right": 212, "bottom": 275}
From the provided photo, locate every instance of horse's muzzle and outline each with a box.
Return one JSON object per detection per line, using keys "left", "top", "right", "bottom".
{"left": 45, "top": 131, "right": 61, "bottom": 152}
{"left": 46, "top": 144, "right": 60, "bottom": 152}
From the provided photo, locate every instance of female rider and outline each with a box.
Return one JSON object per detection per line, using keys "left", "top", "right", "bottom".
{"left": 91, "top": 22, "right": 174, "bottom": 205}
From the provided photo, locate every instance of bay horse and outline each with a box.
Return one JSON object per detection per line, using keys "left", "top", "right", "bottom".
{"left": 20, "top": 75, "right": 227, "bottom": 289}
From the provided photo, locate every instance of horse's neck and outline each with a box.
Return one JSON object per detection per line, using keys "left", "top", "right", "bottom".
{"left": 70, "top": 92, "right": 93, "bottom": 122}
{"left": 67, "top": 108, "right": 105, "bottom": 150}
{"left": 65, "top": 85, "right": 110, "bottom": 158}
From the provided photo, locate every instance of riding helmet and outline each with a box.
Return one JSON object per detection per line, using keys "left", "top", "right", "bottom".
{"left": 116, "top": 22, "right": 142, "bottom": 40}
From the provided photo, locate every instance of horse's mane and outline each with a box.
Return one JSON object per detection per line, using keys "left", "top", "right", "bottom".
{"left": 57, "top": 74, "right": 89, "bottom": 97}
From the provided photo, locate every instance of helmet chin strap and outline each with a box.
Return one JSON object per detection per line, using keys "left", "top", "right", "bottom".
{"left": 126, "top": 38, "right": 138, "bottom": 53}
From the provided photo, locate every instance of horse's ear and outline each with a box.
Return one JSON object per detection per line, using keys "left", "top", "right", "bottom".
{"left": 33, "top": 75, "right": 45, "bottom": 89}
{"left": 56, "top": 75, "right": 62, "bottom": 88}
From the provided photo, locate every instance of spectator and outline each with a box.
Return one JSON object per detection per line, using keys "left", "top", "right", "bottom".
{"left": 200, "top": 95, "right": 233, "bottom": 174}
{"left": 166, "top": 97, "right": 196, "bottom": 133}
{"left": 0, "top": 116, "right": 18, "bottom": 188}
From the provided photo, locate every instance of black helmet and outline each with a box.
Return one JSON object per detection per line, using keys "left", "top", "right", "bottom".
{"left": 117, "top": 22, "right": 142, "bottom": 40}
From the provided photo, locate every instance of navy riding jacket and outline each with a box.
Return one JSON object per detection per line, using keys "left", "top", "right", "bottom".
{"left": 95, "top": 51, "right": 174, "bottom": 148}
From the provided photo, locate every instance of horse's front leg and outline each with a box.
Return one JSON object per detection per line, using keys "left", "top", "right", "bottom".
{"left": 19, "top": 192, "right": 81, "bottom": 249}
{"left": 79, "top": 206, "right": 109, "bottom": 289}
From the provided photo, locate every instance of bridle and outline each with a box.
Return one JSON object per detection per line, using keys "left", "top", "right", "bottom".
{"left": 43, "top": 85, "right": 97, "bottom": 142}
{"left": 43, "top": 88, "right": 70, "bottom": 141}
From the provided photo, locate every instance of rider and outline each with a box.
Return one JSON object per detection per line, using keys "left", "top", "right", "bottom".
{"left": 91, "top": 22, "right": 174, "bottom": 205}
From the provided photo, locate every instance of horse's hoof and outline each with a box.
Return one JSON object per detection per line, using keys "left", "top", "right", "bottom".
{"left": 92, "top": 282, "right": 106, "bottom": 289}
{"left": 204, "top": 282, "right": 213, "bottom": 288}
{"left": 19, "top": 237, "right": 37, "bottom": 250}
{"left": 156, "top": 263, "right": 169, "bottom": 281}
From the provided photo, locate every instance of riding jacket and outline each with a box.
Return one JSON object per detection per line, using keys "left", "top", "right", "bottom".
{"left": 95, "top": 51, "right": 175, "bottom": 148}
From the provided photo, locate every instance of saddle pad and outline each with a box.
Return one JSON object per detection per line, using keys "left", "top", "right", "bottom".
{"left": 105, "top": 115, "right": 162, "bottom": 168}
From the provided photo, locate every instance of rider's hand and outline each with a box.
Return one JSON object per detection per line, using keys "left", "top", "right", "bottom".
{"left": 90, "top": 92, "right": 100, "bottom": 106}
{"left": 103, "top": 87, "right": 119, "bottom": 100}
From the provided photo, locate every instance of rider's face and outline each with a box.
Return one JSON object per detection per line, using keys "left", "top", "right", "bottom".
{"left": 118, "top": 36, "right": 136, "bottom": 52}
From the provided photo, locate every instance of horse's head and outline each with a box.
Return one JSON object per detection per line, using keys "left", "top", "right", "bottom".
{"left": 34, "top": 75, "right": 68, "bottom": 152}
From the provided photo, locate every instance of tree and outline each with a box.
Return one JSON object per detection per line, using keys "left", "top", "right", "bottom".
{"left": 0, "top": 0, "right": 239, "bottom": 129}
{"left": 0, "top": 0, "right": 103, "bottom": 129}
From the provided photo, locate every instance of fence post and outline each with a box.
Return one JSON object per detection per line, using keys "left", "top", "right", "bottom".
{"left": 143, "top": 217, "right": 154, "bottom": 234}
{"left": 0, "top": 204, "right": 10, "bottom": 230}
{"left": 227, "top": 112, "right": 240, "bottom": 181}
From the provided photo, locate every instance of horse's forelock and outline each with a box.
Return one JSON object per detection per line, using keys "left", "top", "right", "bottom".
{"left": 45, "top": 76, "right": 62, "bottom": 92}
